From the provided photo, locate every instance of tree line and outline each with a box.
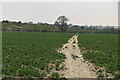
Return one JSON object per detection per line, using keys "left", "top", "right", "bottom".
{"left": 1, "top": 16, "right": 118, "bottom": 34}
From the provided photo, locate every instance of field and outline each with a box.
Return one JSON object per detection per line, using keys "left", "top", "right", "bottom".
{"left": 2, "top": 32, "right": 74, "bottom": 78}
{"left": 78, "top": 34, "right": 119, "bottom": 77}
{"left": 2, "top": 32, "right": 119, "bottom": 78}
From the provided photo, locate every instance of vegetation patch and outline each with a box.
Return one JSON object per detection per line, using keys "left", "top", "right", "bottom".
{"left": 78, "top": 34, "right": 118, "bottom": 78}
{"left": 71, "top": 55, "right": 79, "bottom": 60}
{"left": 2, "top": 32, "right": 74, "bottom": 78}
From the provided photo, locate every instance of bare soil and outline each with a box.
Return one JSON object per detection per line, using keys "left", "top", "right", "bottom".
{"left": 57, "top": 35, "right": 97, "bottom": 78}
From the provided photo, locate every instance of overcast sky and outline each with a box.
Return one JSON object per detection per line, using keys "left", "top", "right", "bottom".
{"left": 2, "top": 2, "right": 118, "bottom": 26}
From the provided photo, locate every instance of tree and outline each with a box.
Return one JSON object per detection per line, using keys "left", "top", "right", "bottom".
{"left": 55, "top": 16, "right": 69, "bottom": 32}
{"left": 54, "top": 21, "right": 59, "bottom": 26}
{"left": 16, "top": 21, "right": 22, "bottom": 26}
{"left": 2, "top": 20, "right": 9, "bottom": 23}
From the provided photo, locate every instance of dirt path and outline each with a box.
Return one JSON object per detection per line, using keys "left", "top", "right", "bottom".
{"left": 58, "top": 35, "right": 97, "bottom": 78}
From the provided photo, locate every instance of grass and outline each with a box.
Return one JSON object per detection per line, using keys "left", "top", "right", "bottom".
{"left": 2, "top": 32, "right": 119, "bottom": 78}
{"left": 2, "top": 32, "right": 74, "bottom": 78}
{"left": 78, "top": 33, "right": 118, "bottom": 77}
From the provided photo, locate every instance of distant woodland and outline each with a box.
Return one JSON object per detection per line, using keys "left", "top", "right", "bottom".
{"left": 1, "top": 20, "right": 118, "bottom": 34}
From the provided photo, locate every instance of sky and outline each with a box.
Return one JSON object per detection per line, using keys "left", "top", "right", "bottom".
{"left": 1, "top": 0, "right": 119, "bottom": 26}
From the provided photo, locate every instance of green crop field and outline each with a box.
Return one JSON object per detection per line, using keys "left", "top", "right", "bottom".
{"left": 78, "top": 34, "right": 119, "bottom": 77}
{"left": 2, "top": 32, "right": 119, "bottom": 78}
{"left": 2, "top": 32, "right": 74, "bottom": 78}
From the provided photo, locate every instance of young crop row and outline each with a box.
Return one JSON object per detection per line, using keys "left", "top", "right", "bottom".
{"left": 78, "top": 34, "right": 119, "bottom": 78}
{"left": 2, "top": 32, "right": 74, "bottom": 78}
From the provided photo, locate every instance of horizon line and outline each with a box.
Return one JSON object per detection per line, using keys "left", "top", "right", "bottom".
{"left": 0, "top": 19, "right": 118, "bottom": 26}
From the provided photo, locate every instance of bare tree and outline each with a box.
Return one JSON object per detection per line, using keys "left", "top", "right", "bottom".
{"left": 55, "top": 16, "right": 69, "bottom": 32}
